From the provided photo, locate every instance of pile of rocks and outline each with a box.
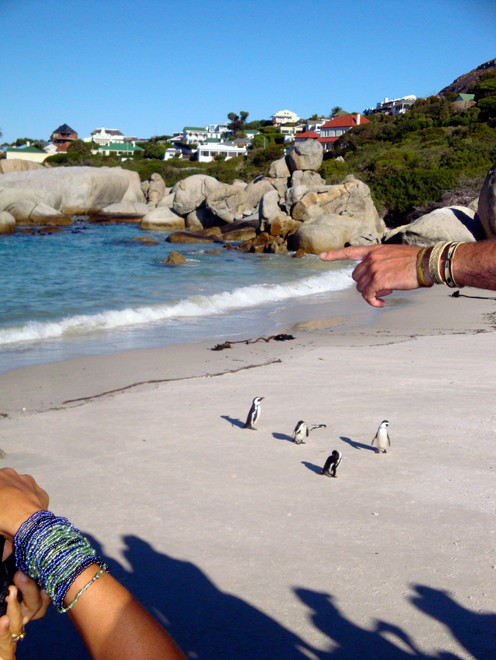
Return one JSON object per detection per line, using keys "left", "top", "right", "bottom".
{"left": 1, "top": 149, "right": 495, "bottom": 256}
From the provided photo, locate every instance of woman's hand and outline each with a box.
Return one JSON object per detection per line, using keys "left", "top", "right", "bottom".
{"left": 0, "top": 469, "right": 49, "bottom": 552}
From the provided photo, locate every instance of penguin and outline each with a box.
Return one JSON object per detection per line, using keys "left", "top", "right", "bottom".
{"left": 321, "top": 450, "right": 342, "bottom": 478}
{"left": 244, "top": 397, "right": 264, "bottom": 430}
{"left": 292, "top": 421, "right": 327, "bottom": 444}
{"left": 371, "top": 420, "right": 391, "bottom": 454}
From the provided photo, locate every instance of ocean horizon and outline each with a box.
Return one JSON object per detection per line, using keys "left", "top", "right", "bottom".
{"left": 0, "top": 220, "right": 355, "bottom": 373}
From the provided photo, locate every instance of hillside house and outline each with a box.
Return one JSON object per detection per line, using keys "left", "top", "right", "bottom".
{"left": 85, "top": 127, "right": 139, "bottom": 146}
{"left": 317, "top": 114, "right": 369, "bottom": 151}
{"left": 182, "top": 127, "right": 209, "bottom": 145}
{"left": 294, "top": 130, "right": 320, "bottom": 143}
{"left": 51, "top": 124, "right": 78, "bottom": 152}
{"left": 97, "top": 143, "right": 144, "bottom": 159}
{"left": 272, "top": 109, "right": 300, "bottom": 125}
{"left": 197, "top": 142, "right": 247, "bottom": 162}
{"left": 365, "top": 95, "right": 416, "bottom": 116}
{"left": 5, "top": 144, "right": 48, "bottom": 163}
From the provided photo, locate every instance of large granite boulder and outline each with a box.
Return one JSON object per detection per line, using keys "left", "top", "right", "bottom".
{"left": 0, "top": 159, "right": 44, "bottom": 174}
{"left": 260, "top": 189, "right": 282, "bottom": 223}
{"left": 243, "top": 177, "right": 275, "bottom": 210}
{"left": 205, "top": 184, "right": 249, "bottom": 223}
{"left": 287, "top": 140, "right": 323, "bottom": 172}
{"left": 139, "top": 206, "right": 185, "bottom": 230}
{"left": 0, "top": 166, "right": 145, "bottom": 220}
{"left": 0, "top": 211, "right": 15, "bottom": 234}
{"left": 147, "top": 173, "right": 167, "bottom": 205}
{"left": 172, "top": 174, "right": 222, "bottom": 216}
{"left": 398, "top": 206, "right": 481, "bottom": 246}
{"left": 478, "top": 162, "right": 496, "bottom": 238}
{"left": 268, "top": 157, "right": 290, "bottom": 179}
{"left": 289, "top": 214, "right": 356, "bottom": 254}
{"left": 291, "top": 170, "right": 324, "bottom": 188}
{"left": 94, "top": 201, "right": 149, "bottom": 220}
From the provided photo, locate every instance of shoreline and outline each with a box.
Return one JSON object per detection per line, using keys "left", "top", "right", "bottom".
{"left": 1, "top": 284, "right": 496, "bottom": 658}
{"left": 1, "top": 284, "right": 494, "bottom": 418}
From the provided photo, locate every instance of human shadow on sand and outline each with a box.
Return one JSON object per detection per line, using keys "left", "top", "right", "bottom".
{"left": 18, "top": 537, "right": 495, "bottom": 659}
{"left": 273, "top": 431, "right": 294, "bottom": 443}
{"left": 221, "top": 414, "right": 246, "bottom": 429}
{"left": 340, "top": 435, "right": 376, "bottom": 452}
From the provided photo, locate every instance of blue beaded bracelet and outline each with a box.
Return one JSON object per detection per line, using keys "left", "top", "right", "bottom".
{"left": 14, "top": 511, "right": 108, "bottom": 612}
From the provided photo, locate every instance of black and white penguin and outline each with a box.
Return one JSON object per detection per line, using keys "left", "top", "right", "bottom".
{"left": 244, "top": 396, "right": 264, "bottom": 430}
{"left": 372, "top": 420, "right": 391, "bottom": 454}
{"left": 321, "top": 450, "right": 342, "bottom": 478}
{"left": 292, "top": 420, "right": 309, "bottom": 444}
{"left": 292, "top": 421, "right": 326, "bottom": 444}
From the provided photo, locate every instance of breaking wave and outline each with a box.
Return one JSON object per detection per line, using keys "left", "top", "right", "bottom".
{"left": 0, "top": 268, "right": 353, "bottom": 346}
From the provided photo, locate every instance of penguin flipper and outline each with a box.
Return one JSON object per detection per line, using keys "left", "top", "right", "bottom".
{"left": 371, "top": 435, "right": 376, "bottom": 446}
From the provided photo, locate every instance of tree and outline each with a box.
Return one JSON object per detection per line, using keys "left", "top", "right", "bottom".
{"left": 227, "top": 110, "right": 249, "bottom": 136}
{"left": 143, "top": 142, "right": 166, "bottom": 159}
{"left": 67, "top": 140, "right": 93, "bottom": 157}
{"left": 331, "top": 106, "right": 343, "bottom": 116}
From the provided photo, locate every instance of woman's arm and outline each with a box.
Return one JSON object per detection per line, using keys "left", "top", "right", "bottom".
{"left": 0, "top": 468, "right": 186, "bottom": 660}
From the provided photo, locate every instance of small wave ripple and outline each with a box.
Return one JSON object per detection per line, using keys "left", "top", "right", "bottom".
{"left": 0, "top": 268, "right": 353, "bottom": 346}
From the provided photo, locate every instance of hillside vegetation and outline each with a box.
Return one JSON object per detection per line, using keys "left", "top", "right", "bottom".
{"left": 320, "top": 73, "right": 496, "bottom": 225}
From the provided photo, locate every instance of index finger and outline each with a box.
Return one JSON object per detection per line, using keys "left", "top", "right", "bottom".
{"left": 319, "top": 246, "right": 379, "bottom": 262}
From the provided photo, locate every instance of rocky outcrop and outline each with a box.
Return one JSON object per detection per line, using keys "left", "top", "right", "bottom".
{"left": 95, "top": 201, "right": 149, "bottom": 220}
{"left": 138, "top": 207, "right": 185, "bottom": 230}
{"left": 478, "top": 162, "right": 496, "bottom": 238}
{"left": 287, "top": 140, "right": 323, "bottom": 172}
{"left": 394, "top": 206, "right": 481, "bottom": 246}
{"left": 205, "top": 184, "right": 249, "bottom": 223}
{"left": 147, "top": 173, "right": 167, "bottom": 205}
{"left": 0, "top": 211, "right": 15, "bottom": 234}
{"left": 172, "top": 174, "right": 221, "bottom": 215}
{"left": 0, "top": 166, "right": 145, "bottom": 222}
{"left": 164, "top": 251, "right": 186, "bottom": 265}
{"left": 0, "top": 159, "right": 44, "bottom": 174}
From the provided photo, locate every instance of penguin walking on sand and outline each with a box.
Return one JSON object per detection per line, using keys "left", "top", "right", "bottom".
{"left": 321, "top": 450, "right": 342, "bottom": 478}
{"left": 372, "top": 420, "right": 391, "bottom": 454}
{"left": 292, "top": 421, "right": 327, "bottom": 444}
{"left": 244, "top": 397, "right": 264, "bottom": 430}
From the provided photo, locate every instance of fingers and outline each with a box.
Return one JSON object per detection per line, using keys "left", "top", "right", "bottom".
{"left": 320, "top": 246, "right": 378, "bottom": 262}
{"left": 14, "top": 572, "right": 50, "bottom": 624}
{"left": 0, "top": 586, "right": 23, "bottom": 660}
{"left": 0, "top": 614, "right": 15, "bottom": 660}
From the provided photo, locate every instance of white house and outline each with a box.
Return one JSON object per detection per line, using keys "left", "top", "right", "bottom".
{"left": 182, "top": 127, "right": 209, "bottom": 144}
{"left": 85, "top": 127, "right": 139, "bottom": 146}
{"left": 272, "top": 109, "right": 300, "bottom": 125}
{"left": 197, "top": 142, "right": 247, "bottom": 162}
{"left": 365, "top": 95, "right": 416, "bottom": 116}
{"left": 317, "top": 113, "right": 369, "bottom": 151}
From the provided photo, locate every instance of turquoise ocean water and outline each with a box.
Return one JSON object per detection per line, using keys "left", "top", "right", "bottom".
{"left": 0, "top": 221, "right": 354, "bottom": 373}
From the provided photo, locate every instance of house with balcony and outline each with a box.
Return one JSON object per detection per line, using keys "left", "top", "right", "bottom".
{"left": 50, "top": 123, "right": 78, "bottom": 152}
{"left": 271, "top": 109, "right": 300, "bottom": 125}
{"left": 197, "top": 142, "right": 247, "bottom": 162}
{"left": 317, "top": 113, "right": 369, "bottom": 151}
{"left": 182, "top": 127, "right": 209, "bottom": 145}
{"left": 365, "top": 95, "right": 416, "bottom": 116}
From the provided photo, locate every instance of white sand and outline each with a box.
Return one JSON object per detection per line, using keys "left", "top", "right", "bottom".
{"left": 1, "top": 286, "right": 496, "bottom": 659}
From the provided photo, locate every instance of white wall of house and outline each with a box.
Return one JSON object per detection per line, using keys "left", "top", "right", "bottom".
{"left": 197, "top": 143, "right": 246, "bottom": 162}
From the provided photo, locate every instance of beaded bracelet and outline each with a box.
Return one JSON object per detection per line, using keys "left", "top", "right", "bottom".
{"left": 14, "top": 511, "right": 108, "bottom": 613}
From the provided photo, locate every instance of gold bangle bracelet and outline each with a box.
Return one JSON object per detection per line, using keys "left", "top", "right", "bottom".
{"left": 416, "top": 247, "right": 432, "bottom": 287}
{"left": 428, "top": 241, "right": 451, "bottom": 284}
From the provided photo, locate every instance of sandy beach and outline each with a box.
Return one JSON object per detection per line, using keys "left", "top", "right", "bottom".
{"left": 1, "top": 285, "right": 496, "bottom": 659}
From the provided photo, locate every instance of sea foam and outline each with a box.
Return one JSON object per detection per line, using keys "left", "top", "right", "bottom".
{"left": 0, "top": 268, "right": 353, "bottom": 346}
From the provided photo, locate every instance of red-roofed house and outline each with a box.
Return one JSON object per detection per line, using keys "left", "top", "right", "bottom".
{"left": 317, "top": 113, "right": 368, "bottom": 151}
{"left": 295, "top": 130, "right": 320, "bottom": 143}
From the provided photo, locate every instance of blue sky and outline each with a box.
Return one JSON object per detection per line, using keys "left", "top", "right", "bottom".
{"left": 1, "top": 0, "right": 494, "bottom": 143}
